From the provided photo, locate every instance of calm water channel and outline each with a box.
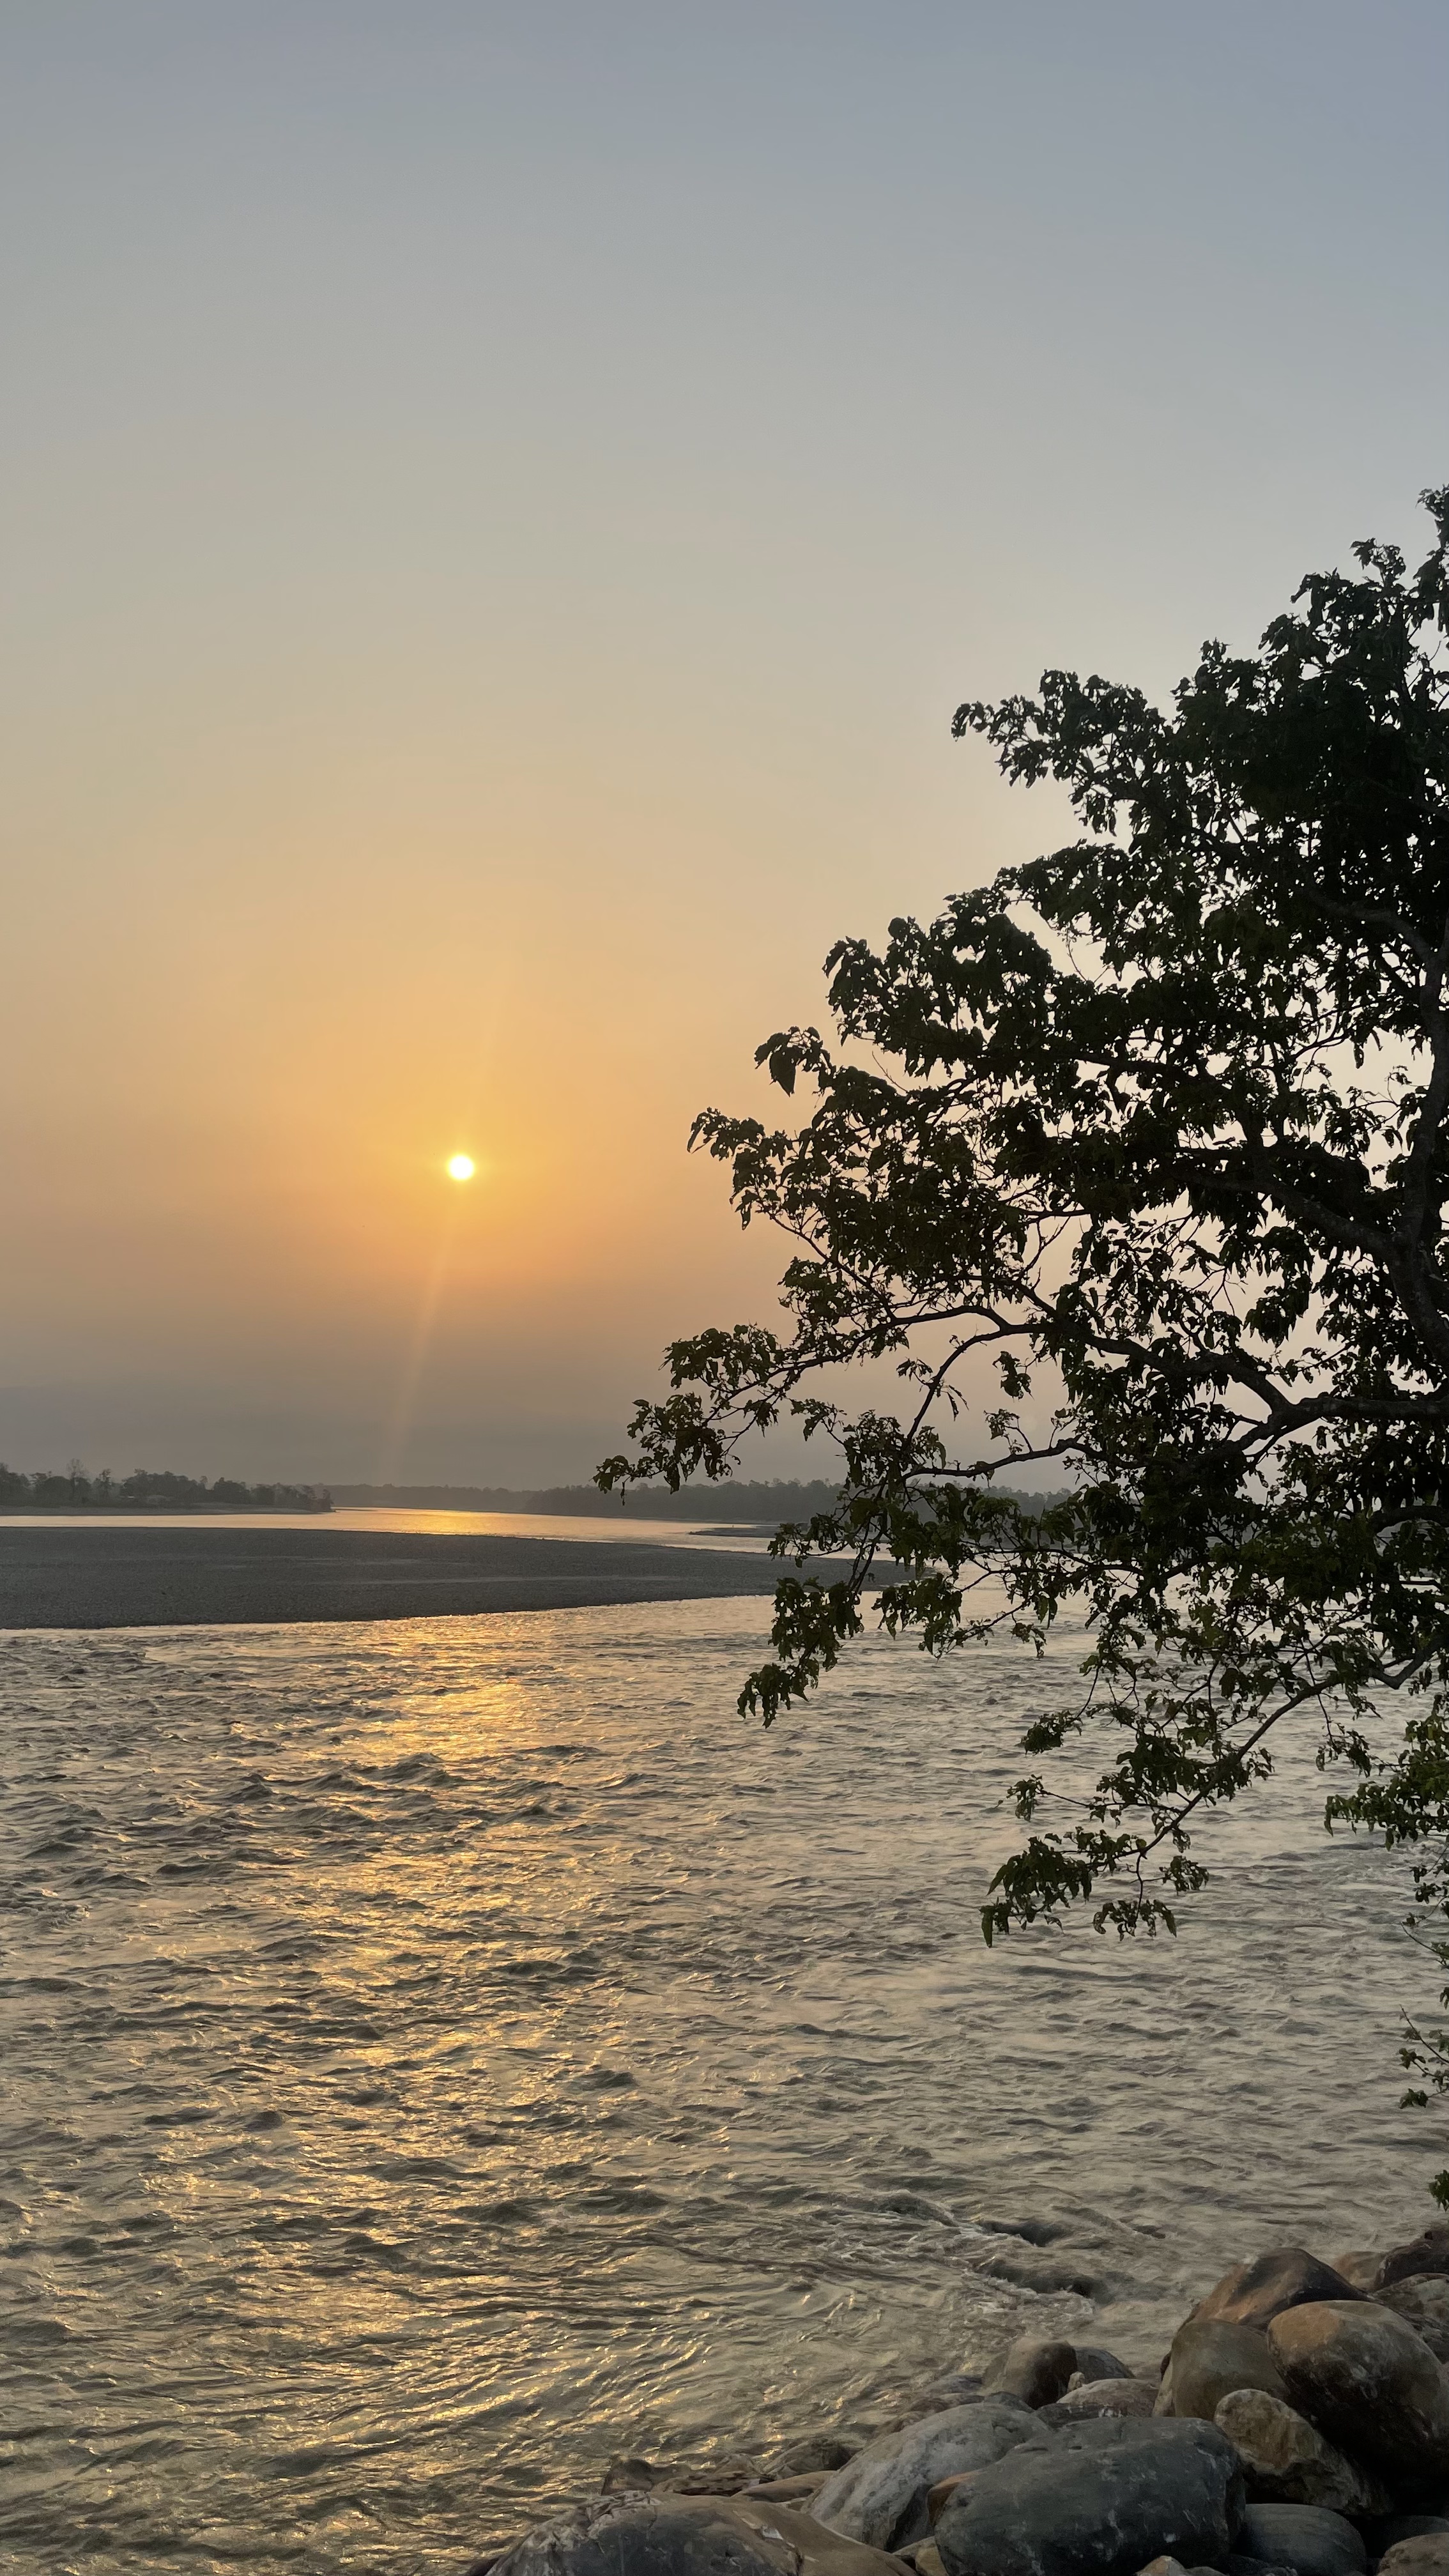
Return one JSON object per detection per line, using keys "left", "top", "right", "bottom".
{"left": 1, "top": 1597, "right": 1440, "bottom": 2575}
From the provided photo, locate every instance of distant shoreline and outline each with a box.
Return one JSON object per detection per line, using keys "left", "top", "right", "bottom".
{"left": 0, "top": 1501, "right": 334, "bottom": 1516}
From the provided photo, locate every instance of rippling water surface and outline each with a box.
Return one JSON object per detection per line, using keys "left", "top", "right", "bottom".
{"left": 1, "top": 1600, "right": 1441, "bottom": 2575}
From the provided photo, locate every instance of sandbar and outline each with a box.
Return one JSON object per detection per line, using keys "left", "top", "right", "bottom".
{"left": 0, "top": 1522, "right": 804, "bottom": 1630}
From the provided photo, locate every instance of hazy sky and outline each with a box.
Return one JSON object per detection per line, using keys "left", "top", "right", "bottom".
{"left": 3, "top": 2, "right": 1446, "bottom": 1485}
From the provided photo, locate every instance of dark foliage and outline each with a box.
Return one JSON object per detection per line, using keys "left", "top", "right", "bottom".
{"left": 0, "top": 1462, "right": 330, "bottom": 1511}
{"left": 599, "top": 489, "right": 1449, "bottom": 2181}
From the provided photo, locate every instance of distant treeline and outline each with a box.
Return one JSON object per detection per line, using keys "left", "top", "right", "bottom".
{"left": 330, "top": 1478, "right": 1064, "bottom": 1522}
{"left": 0, "top": 1463, "right": 332, "bottom": 1512}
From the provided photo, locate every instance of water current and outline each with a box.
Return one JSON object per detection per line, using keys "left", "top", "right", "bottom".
{"left": 1, "top": 1595, "right": 1443, "bottom": 2576}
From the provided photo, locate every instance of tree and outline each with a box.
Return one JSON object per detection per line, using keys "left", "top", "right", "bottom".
{"left": 600, "top": 488, "right": 1449, "bottom": 2175}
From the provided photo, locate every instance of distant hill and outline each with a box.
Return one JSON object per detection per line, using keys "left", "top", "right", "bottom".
{"left": 328, "top": 1478, "right": 1066, "bottom": 1523}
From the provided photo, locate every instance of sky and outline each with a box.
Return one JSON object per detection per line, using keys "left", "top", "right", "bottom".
{"left": 2, "top": 1, "right": 1447, "bottom": 1488}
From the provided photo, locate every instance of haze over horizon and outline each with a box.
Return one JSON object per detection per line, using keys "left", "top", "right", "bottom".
{"left": 4, "top": 1, "right": 1447, "bottom": 1489}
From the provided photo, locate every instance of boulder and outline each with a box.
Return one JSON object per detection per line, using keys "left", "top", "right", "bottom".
{"left": 1213, "top": 2390, "right": 1387, "bottom": 2515}
{"left": 812, "top": 2400, "right": 1036, "bottom": 2552}
{"left": 774, "top": 2435, "right": 858, "bottom": 2476}
{"left": 1332, "top": 2253, "right": 1387, "bottom": 2294}
{"left": 916, "top": 2549, "right": 947, "bottom": 2576}
{"left": 1377, "top": 2231, "right": 1449, "bottom": 2293}
{"left": 1196, "top": 2251, "right": 1366, "bottom": 2334}
{"left": 1074, "top": 2347, "right": 1136, "bottom": 2384}
{"left": 491, "top": 2492, "right": 906, "bottom": 2576}
{"left": 1052, "top": 2382, "right": 1160, "bottom": 2421}
{"left": 929, "top": 2474, "right": 979, "bottom": 2524}
{"left": 1236, "top": 2504, "right": 1367, "bottom": 2576}
{"left": 1379, "top": 2543, "right": 1449, "bottom": 2576}
{"left": 1379, "top": 2282, "right": 1449, "bottom": 2362}
{"left": 933, "top": 2414, "right": 1244, "bottom": 2576}
{"left": 1158, "top": 2320, "right": 1287, "bottom": 2421}
{"left": 747, "top": 2477, "right": 830, "bottom": 2502}
{"left": 983, "top": 2342, "right": 1078, "bottom": 2409}
{"left": 1268, "top": 2302, "right": 1449, "bottom": 2484}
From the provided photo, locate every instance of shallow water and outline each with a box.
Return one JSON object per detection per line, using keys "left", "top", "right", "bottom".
{"left": 0, "top": 1599, "right": 1442, "bottom": 2576}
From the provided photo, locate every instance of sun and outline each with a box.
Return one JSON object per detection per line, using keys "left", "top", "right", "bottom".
{"left": 446, "top": 1153, "right": 476, "bottom": 1181}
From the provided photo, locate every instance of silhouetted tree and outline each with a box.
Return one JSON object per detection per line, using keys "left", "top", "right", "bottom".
{"left": 602, "top": 488, "right": 1449, "bottom": 2182}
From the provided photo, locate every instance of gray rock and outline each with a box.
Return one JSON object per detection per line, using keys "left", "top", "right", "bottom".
{"left": 492, "top": 2492, "right": 907, "bottom": 2576}
{"left": 983, "top": 2342, "right": 1078, "bottom": 2409}
{"left": 1377, "top": 2232, "right": 1449, "bottom": 2294}
{"left": 933, "top": 2413, "right": 1245, "bottom": 2576}
{"left": 1158, "top": 2319, "right": 1288, "bottom": 2421}
{"left": 1213, "top": 2389, "right": 1388, "bottom": 2515}
{"left": 1074, "top": 2348, "right": 1137, "bottom": 2385}
{"left": 1236, "top": 2506, "right": 1367, "bottom": 2576}
{"left": 1051, "top": 2382, "right": 1160, "bottom": 2422}
{"left": 1377, "top": 2283, "right": 1449, "bottom": 2365}
{"left": 812, "top": 2400, "right": 1037, "bottom": 2552}
{"left": 1378, "top": 2543, "right": 1449, "bottom": 2576}
{"left": 774, "top": 2435, "right": 858, "bottom": 2476}
{"left": 1196, "top": 2251, "right": 1366, "bottom": 2335}
{"left": 1268, "top": 2301, "right": 1449, "bottom": 2484}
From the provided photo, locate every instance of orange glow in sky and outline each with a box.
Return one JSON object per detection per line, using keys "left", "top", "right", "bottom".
{"left": 1, "top": 8, "right": 1444, "bottom": 1485}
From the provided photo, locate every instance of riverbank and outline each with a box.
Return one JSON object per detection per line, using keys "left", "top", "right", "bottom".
{"left": 0, "top": 1519, "right": 816, "bottom": 1626}
{"left": 484, "top": 2237, "right": 1449, "bottom": 2576}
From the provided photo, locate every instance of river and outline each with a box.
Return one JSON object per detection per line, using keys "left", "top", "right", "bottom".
{"left": 0, "top": 1595, "right": 1440, "bottom": 2575}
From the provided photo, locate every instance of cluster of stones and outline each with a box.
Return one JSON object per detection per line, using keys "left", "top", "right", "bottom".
{"left": 478, "top": 2225, "right": 1449, "bottom": 2576}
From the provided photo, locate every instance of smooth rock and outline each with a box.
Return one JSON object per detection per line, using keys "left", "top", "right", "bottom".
{"left": 747, "top": 2477, "right": 830, "bottom": 2501}
{"left": 812, "top": 2400, "right": 1036, "bottom": 2552}
{"left": 1269, "top": 2302, "right": 1449, "bottom": 2483}
{"left": 983, "top": 2342, "right": 1078, "bottom": 2409}
{"left": 1237, "top": 2507, "right": 1366, "bottom": 2576}
{"left": 1379, "top": 2543, "right": 1449, "bottom": 2576}
{"left": 1197, "top": 2252, "right": 1366, "bottom": 2335}
{"left": 1213, "top": 2390, "right": 1387, "bottom": 2515}
{"left": 916, "top": 2548, "right": 946, "bottom": 2576}
{"left": 1333, "top": 2253, "right": 1388, "bottom": 2294}
{"left": 934, "top": 2413, "right": 1244, "bottom": 2576}
{"left": 775, "top": 2435, "right": 859, "bottom": 2476}
{"left": 1378, "top": 2284, "right": 1449, "bottom": 2364}
{"left": 1075, "top": 2349, "right": 1137, "bottom": 2385}
{"left": 1159, "top": 2320, "right": 1287, "bottom": 2421}
{"left": 1052, "top": 2382, "right": 1160, "bottom": 2422}
{"left": 492, "top": 2492, "right": 907, "bottom": 2576}
{"left": 929, "top": 2475, "right": 979, "bottom": 2524}
{"left": 1378, "top": 2232, "right": 1449, "bottom": 2293}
